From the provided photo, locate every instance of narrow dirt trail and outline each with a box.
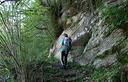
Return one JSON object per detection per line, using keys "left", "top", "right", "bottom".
{"left": 36, "top": 61, "right": 93, "bottom": 82}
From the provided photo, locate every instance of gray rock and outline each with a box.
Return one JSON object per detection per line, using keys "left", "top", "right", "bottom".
{"left": 51, "top": 1, "right": 128, "bottom": 68}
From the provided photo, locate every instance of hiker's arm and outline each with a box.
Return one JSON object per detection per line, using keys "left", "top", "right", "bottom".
{"left": 58, "top": 38, "right": 64, "bottom": 50}
{"left": 48, "top": 48, "right": 55, "bottom": 58}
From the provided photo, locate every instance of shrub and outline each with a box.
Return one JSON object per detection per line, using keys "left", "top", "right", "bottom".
{"left": 99, "top": 0, "right": 128, "bottom": 36}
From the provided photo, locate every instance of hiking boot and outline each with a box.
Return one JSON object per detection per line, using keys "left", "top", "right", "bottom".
{"left": 63, "top": 65, "right": 67, "bottom": 69}
{"left": 60, "top": 65, "right": 64, "bottom": 69}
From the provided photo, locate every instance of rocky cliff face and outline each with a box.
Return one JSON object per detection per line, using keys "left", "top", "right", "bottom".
{"left": 52, "top": 0, "right": 128, "bottom": 68}
{"left": 77, "top": 16, "right": 128, "bottom": 68}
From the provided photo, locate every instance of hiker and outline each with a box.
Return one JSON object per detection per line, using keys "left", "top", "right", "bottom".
{"left": 59, "top": 33, "right": 72, "bottom": 69}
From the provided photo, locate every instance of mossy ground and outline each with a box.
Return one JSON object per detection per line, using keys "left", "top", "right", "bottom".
{"left": 35, "top": 57, "right": 128, "bottom": 82}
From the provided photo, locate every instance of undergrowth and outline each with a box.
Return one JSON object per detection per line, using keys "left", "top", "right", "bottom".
{"left": 91, "top": 66, "right": 119, "bottom": 82}
{"left": 99, "top": 0, "right": 128, "bottom": 36}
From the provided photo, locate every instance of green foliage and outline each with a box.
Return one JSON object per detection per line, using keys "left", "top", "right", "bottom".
{"left": 91, "top": 66, "right": 119, "bottom": 82}
{"left": 21, "top": 1, "right": 54, "bottom": 63}
{"left": 0, "top": 0, "right": 55, "bottom": 81}
{"left": 0, "top": 0, "right": 127, "bottom": 81}
{"left": 117, "top": 48, "right": 128, "bottom": 65}
{"left": 40, "top": 0, "right": 64, "bottom": 37}
{"left": 91, "top": 65, "right": 128, "bottom": 82}
{"left": 68, "top": 62, "right": 83, "bottom": 69}
{"left": 99, "top": 0, "right": 128, "bottom": 36}
{"left": 0, "top": 66, "right": 10, "bottom": 80}
{"left": 117, "top": 53, "right": 128, "bottom": 65}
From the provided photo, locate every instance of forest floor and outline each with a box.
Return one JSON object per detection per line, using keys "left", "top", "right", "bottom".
{"left": 28, "top": 57, "right": 122, "bottom": 82}
{"left": 34, "top": 58, "right": 94, "bottom": 82}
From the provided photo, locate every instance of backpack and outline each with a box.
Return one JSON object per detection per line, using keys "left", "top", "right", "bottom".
{"left": 62, "top": 37, "right": 72, "bottom": 52}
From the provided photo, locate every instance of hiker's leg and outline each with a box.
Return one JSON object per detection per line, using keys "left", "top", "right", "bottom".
{"left": 61, "top": 51, "right": 65, "bottom": 66}
{"left": 65, "top": 53, "right": 68, "bottom": 67}
{"left": 62, "top": 51, "right": 66, "bottom": 65}
{"left": 65, "top": 50, "right": 70, "bottom": 68}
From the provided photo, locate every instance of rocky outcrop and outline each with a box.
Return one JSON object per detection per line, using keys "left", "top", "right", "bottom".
{"left": 78, "top": 17, "right": 128, "bottom": 68}
{"left": 52, "top": 13, "right": 92, "bottom": 61}
{"left": 52, "top": 0, "right": 128, "bottom": 68}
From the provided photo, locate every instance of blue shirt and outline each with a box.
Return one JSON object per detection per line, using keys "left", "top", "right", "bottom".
{"left": 59, "top": 37, "right": 65, "bottom": 52}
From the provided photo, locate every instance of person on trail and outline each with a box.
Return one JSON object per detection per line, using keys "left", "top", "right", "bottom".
{"left": 59, "top": 33, "right": 72, "bottom": 69}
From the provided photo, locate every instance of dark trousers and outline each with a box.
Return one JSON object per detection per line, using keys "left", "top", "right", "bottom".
{"left": 61, "top": 51, "right": 68, "bottom": 68}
